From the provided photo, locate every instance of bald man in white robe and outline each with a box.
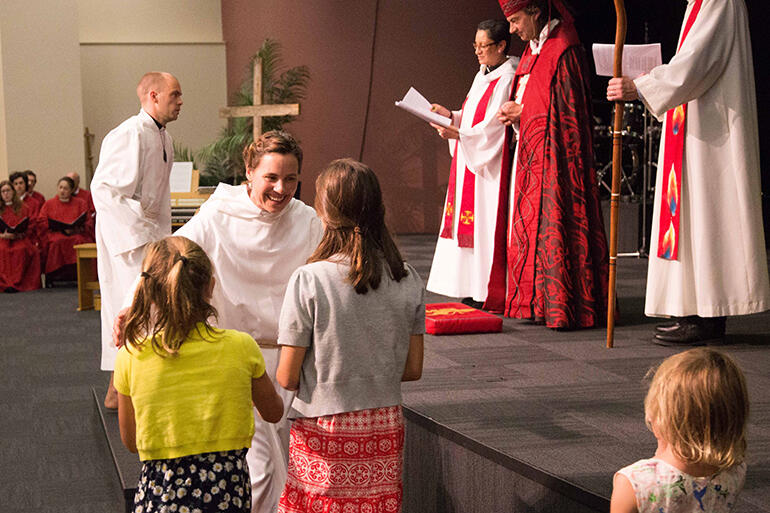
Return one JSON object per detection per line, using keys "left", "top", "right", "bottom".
{"left": 91, "top": 72, "right": 183, "bottom": 407}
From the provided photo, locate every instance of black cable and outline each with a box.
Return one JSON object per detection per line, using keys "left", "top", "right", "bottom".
{"left": 358, "top": 0, "right": 380, "bottom": 161}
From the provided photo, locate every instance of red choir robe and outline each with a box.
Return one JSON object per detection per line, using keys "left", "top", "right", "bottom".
{"left": 486, "top": 22, "right": 609, "bottom": 329}
{"left": 21, "top": 193, "right": 42, "bottom": 217}
{"left": 30, "top": 190, "right": 45, "bottom": 205}
{"left": 0, "top": 204, "right": 42, "bottom": 291}
{"left": 38, "top": 196, "right": 93, "bottom": 274}
{"left": 72, "top": 188, "right": 96, "bottom": 240}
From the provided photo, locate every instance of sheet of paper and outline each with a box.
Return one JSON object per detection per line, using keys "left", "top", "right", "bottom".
{"left": 592, "top": 43, "right": 662, "bottom": 79}
{"left": 170, "top": 161, "right": 194, "bottom": 193}
{"left": 395, "top": 87, "right": 451, "bottom": 128}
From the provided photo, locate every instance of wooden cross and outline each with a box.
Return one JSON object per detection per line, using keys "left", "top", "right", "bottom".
{"left": 219, "top": 58, "right": 300, "bottom": 142}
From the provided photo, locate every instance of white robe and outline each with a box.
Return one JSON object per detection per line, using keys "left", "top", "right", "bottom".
{"left": 426, "top": 57, "right": 516, "bottom": 302}
{"left": 636, "top": 0, "right": 770, "bottom": 317}
{"left": 175, "top": 184, "right": 323, "bottom": 513}
{"left": 91, "top": 109, "right": 173, "bottom": 370}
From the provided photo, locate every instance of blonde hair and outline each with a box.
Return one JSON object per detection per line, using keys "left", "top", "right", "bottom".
{"left": 309, "top": 158, "right": 407, "bottom": 294}
{"left": 123, "top": 236, "right": 219, "bottom": 356}
{"left": 645, "top": 348, "right": 749, "bottom": 470}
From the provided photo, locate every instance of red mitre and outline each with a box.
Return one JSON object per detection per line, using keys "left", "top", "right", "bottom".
{"left": 498, "top": 0, "right": 574, "bottom": 24}
{"left": 498, "top": 0, "right": 533, "bottom": 17}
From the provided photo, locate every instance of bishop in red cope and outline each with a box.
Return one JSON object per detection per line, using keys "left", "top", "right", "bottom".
{"left": 490, "top": 0, "right": 609, "bottom": 329}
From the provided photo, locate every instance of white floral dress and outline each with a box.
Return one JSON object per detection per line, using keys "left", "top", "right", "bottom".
{"left": 617, "top": 458, "right": 746, "bottom": 513}
{"left": 134, "top": 449, "right": 250, "bottom": 513}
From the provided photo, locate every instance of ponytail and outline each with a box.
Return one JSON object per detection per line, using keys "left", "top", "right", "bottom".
{"left": 309, "top": 159, "right": 407, "bottom": 294}
{"left": 123, "top": 236, "right": 218, "bottom": 356}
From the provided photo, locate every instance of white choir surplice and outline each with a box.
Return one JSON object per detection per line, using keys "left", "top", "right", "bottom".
{"left": 426, "top": 56, "right": 516, "bottom": 302}
{"left": 635, "top": 0, "right": 770, "bottom": 317}
{"left": 91, "top": 109, "right": 173, "bottom": 370}
{"left": 175, "top": 183, "right": 323, "bottom": 513}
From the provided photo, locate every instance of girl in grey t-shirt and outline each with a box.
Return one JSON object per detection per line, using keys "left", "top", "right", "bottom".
{"left": 276, "top": 158, "right": 425, "bottom": 513}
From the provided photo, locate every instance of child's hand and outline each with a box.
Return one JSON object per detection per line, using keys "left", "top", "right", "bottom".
{"left": 113, "top": 307, "right": 129, "bottom": 347}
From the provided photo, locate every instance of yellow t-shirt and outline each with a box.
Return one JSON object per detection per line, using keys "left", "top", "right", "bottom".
{"left": 114, "top": 324, "right": 266, "bottom": 461}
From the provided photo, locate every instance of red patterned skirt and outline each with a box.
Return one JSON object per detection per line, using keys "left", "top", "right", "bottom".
{"left": 278, "top": 405, "right": 404, "bottom": 513}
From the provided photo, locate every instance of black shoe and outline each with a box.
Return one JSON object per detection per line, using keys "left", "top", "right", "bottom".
{"left": 655, "top": 316, "right": 697, "bottom": 333}
{"left": 653, "top": 316, "right": 726, "bottom": 346}
{"left": 460, "top": 297, "right": 485, "bottom": 309}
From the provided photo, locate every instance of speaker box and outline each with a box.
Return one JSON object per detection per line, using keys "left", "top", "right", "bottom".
{"left": 601, "top": 200, "right": 644, "bottom": 255}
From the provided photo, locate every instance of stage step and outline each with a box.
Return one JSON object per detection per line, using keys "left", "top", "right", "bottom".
{"left": 94, "top": 385, "right": 609, "bottom": 513}
{"left": 403, "top": 407, "right": 609, "bottom": 513}
{"left": 92, "top": 386, "right": 139, "bottom": 513}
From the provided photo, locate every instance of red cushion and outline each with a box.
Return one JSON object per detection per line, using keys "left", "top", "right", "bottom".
{"left": 425, "top": 302, "right": 503, "bottom": 335}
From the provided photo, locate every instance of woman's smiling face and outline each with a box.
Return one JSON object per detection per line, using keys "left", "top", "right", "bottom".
{"left": 246, "top": 152, "right": 299, "bottom": 213}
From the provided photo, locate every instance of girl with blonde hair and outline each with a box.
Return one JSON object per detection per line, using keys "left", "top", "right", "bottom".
{"left": 611, "top": 348, "right": 749, "bottom": 513}
{"left": 114, "top": 235, "right": 284, "bottom": 513}
{"left": 275, "top": 158, "right": 425, "bottom": 513}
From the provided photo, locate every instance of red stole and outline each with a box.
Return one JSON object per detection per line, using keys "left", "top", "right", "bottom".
{"left": 657, "top": 0, "right": 703, "bottom": 260}
{"left": 439, "top": 78, "right": 501, "bottom": 248}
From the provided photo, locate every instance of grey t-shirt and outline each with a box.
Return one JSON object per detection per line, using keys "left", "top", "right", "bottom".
{"left": 278, "top": 258, "right": 425, "bottom": 419}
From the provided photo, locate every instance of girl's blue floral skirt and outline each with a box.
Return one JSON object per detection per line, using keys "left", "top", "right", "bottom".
{"left": 133, "top": 448, "right": 250, "bottom": 513}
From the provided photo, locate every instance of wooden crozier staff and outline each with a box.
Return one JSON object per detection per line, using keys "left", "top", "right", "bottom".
{"left": 607, "top": 0, "right": 626, "bottom": 348}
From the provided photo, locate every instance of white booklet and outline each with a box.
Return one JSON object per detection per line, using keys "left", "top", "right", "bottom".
{"left": 170, "top": 161, "right": 194, "bottom": 193}
{"left": 395, "top": 87, "right": 452, "bottom": 128}
{"left": 592, "top": 43, "right": 662, "bottom": 79}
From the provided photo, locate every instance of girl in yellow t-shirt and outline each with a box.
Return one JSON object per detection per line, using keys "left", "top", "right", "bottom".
{"left": 114, "top": 235, "right": 284, "bottom": 513}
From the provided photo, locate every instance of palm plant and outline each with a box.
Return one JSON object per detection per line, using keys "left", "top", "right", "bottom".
{"left": 173, "top": 141, "right": 197, "bottom": 168}
{"left": 197, "top": 39, "right": 310, "bottom": 185}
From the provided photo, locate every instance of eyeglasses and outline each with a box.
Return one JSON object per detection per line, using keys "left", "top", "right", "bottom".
{"left": 472, "top": 41, "right": 498, "bottom": 51}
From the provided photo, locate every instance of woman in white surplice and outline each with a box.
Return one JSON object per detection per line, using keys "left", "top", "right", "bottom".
{"left": 174, "top": 131, "right": 323, "bottom": 513}
{"left": 426, "top": 19, "right": 517, "bottom": 305}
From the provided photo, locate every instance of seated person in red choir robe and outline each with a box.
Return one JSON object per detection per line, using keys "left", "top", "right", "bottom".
{"left": 38, "top": 176, "right": 93, "bottom": 281}
{"left": 425, "top": 19, "right": 517, "bottom": 310}
{"left": 65, "top": 172, "right": 95, "bottom": 240}
{"left": 0, "top": 180, "right": 42, "bottom": 292}
{"left": 492, "top": 0, "right": 609, "bottom": 329}
{"left": 24, "top": 170, "right": 46, "bottom": 206}
{"left": 10, "top": 171, "right": 42, "bottom": 217}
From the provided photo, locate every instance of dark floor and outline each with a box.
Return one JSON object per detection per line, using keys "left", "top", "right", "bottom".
{"left": 0, "top": 285, "right": 122, "bottom": 512}
{"left": 397, "top": 234, "right": 770, "bottom": 513}
{"left": 1, "top": 234, "right": 768, "bottom": 512}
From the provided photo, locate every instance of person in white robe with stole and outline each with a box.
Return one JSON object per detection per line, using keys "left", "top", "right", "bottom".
{"left": 426, "top": 19, "right": 517, "bottom": 307}
{"left": 91, "top": 72, "right": 182, "bottom": 408}
{"left": 175, "top": 130, "right": 323, "bottom": 513}
{"left": 607, "top": 0, "right": 770, "bottom": 344}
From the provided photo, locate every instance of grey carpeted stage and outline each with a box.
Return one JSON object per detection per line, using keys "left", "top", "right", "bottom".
{"left": 398, "top": 234, "right": 770, "bottom": 513}
{"left": 1, "top": 234, "right": 768, "bottom": 512}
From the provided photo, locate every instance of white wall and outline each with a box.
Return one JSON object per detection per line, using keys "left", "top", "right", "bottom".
{"left": 77, "top": 0, "right": 223, "bottom": 43}
{"left": 0, "top": 32, "right": 8, "bottom": 177}
{"left": 81, "top": 44, "right": 227, "bottom": 169}
{"left": 0, "top": 0, "right": 86, "bottom": 198}
{"left": 78, "top": 0, "right": 227, "bottom": 186}
{"left": 0, "top": 0, "right": 226, "bottom": 195}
